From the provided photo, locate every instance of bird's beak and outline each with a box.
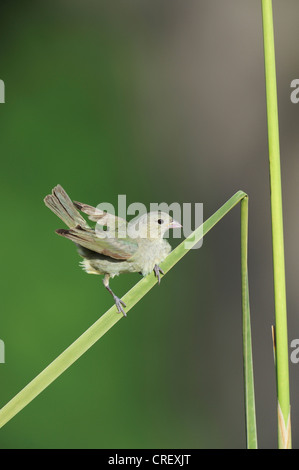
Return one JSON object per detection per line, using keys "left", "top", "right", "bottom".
{"left": 168, "top": 219, "right": 182, "bottom": 229}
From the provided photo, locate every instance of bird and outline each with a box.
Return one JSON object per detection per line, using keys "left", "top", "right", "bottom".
{"left": 44, "top": 185, "right": 182, "bottom": 316}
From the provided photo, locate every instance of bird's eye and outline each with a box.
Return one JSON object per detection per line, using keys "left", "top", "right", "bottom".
{"left": 157, "top": 219, "right": 164, "bottom": 225}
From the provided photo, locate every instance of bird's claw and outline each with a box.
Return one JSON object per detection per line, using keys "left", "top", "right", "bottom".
{"left": 114, "top": 295, "right": 127, "bottom": 317}
{"left": 154, "top": 264, "right": 164, "bottom": 285}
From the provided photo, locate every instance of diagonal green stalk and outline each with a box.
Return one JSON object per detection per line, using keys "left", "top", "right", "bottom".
{"left": 241, "top": 196, "right": 257, "bottom": 449}
{"left": 261, "top": 0, "right": 291, "bottom": 448}
{"left": 0, "top": 190, "right": 257, "bottom": 448}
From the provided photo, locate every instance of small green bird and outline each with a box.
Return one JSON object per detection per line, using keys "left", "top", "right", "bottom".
{"left": 44, "top": 185, "right": 181, "bottom": 316}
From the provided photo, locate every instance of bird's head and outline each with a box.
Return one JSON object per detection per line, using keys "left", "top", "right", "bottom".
{"left": 128, "top": 211, "right": 182, "bottom": 240}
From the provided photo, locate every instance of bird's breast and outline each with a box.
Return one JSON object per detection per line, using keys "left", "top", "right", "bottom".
{"left": 132, "top": 239, "right": 171, "bottom": 276}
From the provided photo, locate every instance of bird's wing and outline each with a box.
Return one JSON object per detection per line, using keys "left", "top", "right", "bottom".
{"left": 73, "top": 201, "right": 127, "bottom": 232}
{"left": 56, "top": 225, "right": 138, "bottom": 260}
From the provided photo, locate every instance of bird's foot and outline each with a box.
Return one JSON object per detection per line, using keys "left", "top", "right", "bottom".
{"left": 113, "top": 295, "right": 127, "bottom": 317}
{"left": 154, "top": 264, "right": 164, "bottom": 285}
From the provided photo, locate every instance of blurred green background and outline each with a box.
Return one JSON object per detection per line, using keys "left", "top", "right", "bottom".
{"left": 1, "top": 0, "right": 299, "bottom": 449}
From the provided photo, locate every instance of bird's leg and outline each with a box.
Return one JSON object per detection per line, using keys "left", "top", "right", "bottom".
{"left": 103, "top": 274, "right": 127, "bottom": 317}
{"left": 153, "top": 264, "right": 164, "bottom": 285}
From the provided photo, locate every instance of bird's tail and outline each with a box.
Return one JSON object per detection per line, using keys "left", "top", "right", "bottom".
{"left": 44, "top": 184, "right": 90, "bottom": 229}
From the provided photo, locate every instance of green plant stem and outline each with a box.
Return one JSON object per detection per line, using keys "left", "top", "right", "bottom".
{"left": 261, "top": 0, "right": 291, "bottom": 448}
{"left": 241, "top": 196, "right": 257, "bottom": 449}
{"left": 0, "top": 191, "right": 257, "bottom": 448}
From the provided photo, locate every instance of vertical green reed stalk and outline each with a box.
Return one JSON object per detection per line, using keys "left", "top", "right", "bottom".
{"left": 261, "top": 0, "right": 291, "bottom": 448}
{"left": 241, "top": 197, "right": 257, "bottom": 449}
